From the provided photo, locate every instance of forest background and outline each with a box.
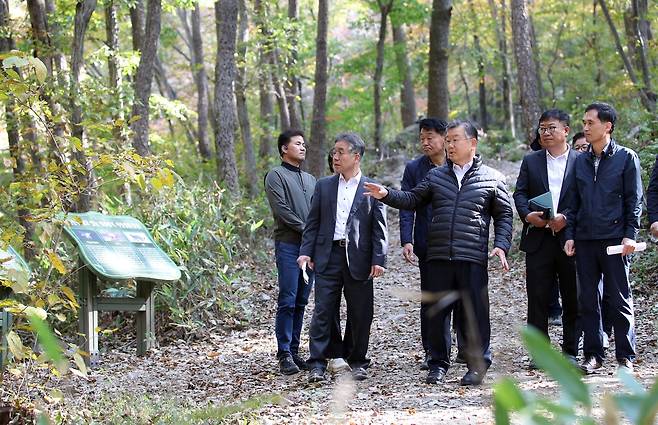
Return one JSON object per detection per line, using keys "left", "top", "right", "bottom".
{"left": 0, "top": 0, "right": 657, "bottom": 421}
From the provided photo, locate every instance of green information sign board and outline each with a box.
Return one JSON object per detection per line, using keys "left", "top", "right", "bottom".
{"left": 62, "top": 212, "right": 181, "bottom": 282}
{"left": 0, "top": 245, "right": 31, "bottom": 277}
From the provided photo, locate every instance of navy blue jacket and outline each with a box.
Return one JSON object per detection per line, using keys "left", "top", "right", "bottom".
{"left": 648, "top": 154, "right": 658, "bottom": 224}
{"left": 399, "top": 155, "right": 438, "bottom": 256}
{"left": 564, "top": 139, "right": 643, "bottom": 241}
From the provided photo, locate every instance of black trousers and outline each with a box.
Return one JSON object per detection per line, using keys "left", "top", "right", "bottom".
{"left": 525, "top": 231, "right": 579, "bottom": 356}
{"left": 308, "top": 244, "right": 373, "bottom": 370}
{"left": 576, "top": 239, "right": 636, "bottom": 362}
{"left": 426, "top": 260, "right": 491, "bottom": 372}
{"left": 419, "top": 253, "right": 464, "bottom": 356}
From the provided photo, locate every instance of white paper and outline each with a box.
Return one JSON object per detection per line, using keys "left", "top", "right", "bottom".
{"left": 606, "top": 242, "right": 647, "bottom": 255}
{"left": 302, "top": 262, "right": 310, "bottom": 284}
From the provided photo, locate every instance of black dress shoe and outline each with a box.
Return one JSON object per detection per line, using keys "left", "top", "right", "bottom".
{"left": 292, "top": 354, "right": 309, "bottom": 371}
{"left": 420, "top": 353, "right": 430, "bottom": 370}
{"left": 460, "top": 369, "right": 486, "bottom": 386}
{"left": 454, "top": 352, "right": 467, "bottom": 364}
{"left": 579, "top": 356, "right": 602, "bottom": 375}
{"left": 426, "top": 368, "right": 447, "bottom": 384}
{"left": 279, "top": 354, "right": 301, "bottom": 375}
{"left": 352, "top": 367, "right": 368, "bottom": 381}
{"left": 308, "top": 367, "right": 327, "bottom": 383}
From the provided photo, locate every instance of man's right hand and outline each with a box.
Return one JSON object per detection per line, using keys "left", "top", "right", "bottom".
{"left": 651, "top": 221, "right": 658, "bottom": 239}
{"left": 402, "top": 243, "right": 417, "bottom": 265}
{"left": 564, "top": 240, "right": 575, "bottom": 256}
{"left": 297, "top": 255, "right": 314, "bottom": 270}
{"left": 364, "top": 182, "right": 388, "bottom": 199}
{"left": 526, "top": 211, "right": 549, "bottom": 228}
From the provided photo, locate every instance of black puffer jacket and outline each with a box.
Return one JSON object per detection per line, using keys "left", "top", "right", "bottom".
{"left": 382, "top": 155, "right": 513, "bottom": 265}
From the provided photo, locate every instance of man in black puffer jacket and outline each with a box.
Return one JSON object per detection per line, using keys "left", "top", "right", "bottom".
{"left": 365, "top": 119, "right": 513, "bottom": 386}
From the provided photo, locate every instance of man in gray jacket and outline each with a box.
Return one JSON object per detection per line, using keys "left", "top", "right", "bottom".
{"left": 264, "top": 129, "right": 316, "bottom": 375}
{"left": 365, "top": 120, "right": 513, "bottom": 386}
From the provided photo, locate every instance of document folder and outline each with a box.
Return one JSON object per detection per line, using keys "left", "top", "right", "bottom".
{"left": 528, "top": 192, "right": 554, "bottom": 219}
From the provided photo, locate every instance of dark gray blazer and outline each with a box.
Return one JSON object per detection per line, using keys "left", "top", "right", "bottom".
{"left": 300, "top": 174, "right": 388, "bottom": 281}
{"left": 513, "top": 148, "right": 579, "bottom": 253}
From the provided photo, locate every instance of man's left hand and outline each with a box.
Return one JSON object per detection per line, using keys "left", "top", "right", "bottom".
{"left": 621, "top": 238, "right": 637, "bottom": 256}
{"left": 548, "top": 213, "right": 567, "bottom": 233}
{"left": 650, "top": 221, "right": 658, "bottom": 239}
{"left": 490, "top": 247, "right": 509, "bottom": 271}
{"left": 370, "top": 265, "right": 385, "bottom": 278}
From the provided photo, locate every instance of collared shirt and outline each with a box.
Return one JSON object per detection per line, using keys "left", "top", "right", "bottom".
{"left": 593, "top": 142, "right": 610, "bottom": 175}
{"left": 333, "top": 171, "right": 362, "bottom": 241}
{"left": 546, "top": 146, "right": 569, "bottom": 213}
{"left": 453, "top": 160, "right": 473, "bottom": 189}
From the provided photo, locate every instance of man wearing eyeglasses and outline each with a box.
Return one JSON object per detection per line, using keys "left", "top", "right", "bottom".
{"left": 563, "top": 102, "right": 643, "bottom": 374}
{"left": 513, "top": 109, "right": 580, "bottom": 369}
{"left": 364, "top": 119, "right": 513, "bottom": 386}
{"left": 572, "top": 132, "right": 589, "bottom": 153}
{"left": 298, "top": 132, "right": 388, "bottom": 383}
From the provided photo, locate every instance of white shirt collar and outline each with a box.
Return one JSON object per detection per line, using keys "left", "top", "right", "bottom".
{"left": 453, "top": 160, "right": 473, "bottom": 172}
{"left": 546, "top": 146, "right": 569, "bottom": 161}
{"left": 339, "top": 170, "right": 362, "bottom": 184}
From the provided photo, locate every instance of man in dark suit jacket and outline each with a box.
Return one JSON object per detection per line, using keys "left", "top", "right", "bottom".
{"left": 513, "top": 109, "right": 580, "bottom": 368}
{"left": 298, "top": 132, "right": 388, "bottom": 383}
{"left": 648, "top": 154, "right": 658, "bottom": 239}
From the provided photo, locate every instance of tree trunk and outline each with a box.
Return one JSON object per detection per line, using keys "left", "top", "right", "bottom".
{"left": 70, "top": 0, "right": 97, "bottom": 211}
{"left": 284, "top": 0, "right": 302, "bottom": 129}
{"left": 374, "top": 0, "right": 392, "bottom": 159}
{"left": 130, "top": 0, "right": 145, "bottom": 51}
{"left": 189, "top": 4, "right": 212, "bottom": 159}
{"left": 130, "top": 0, "right": 161, "bottom": 156}
{"left": 488, "top": 0, "right": 515, "bottom": 138}
{"left": 427, "top": 0, "right": 452, "bottom": 120}
{"left": 307, "top": 0, "right": 328, "bottom": 177}
{"left": 468, "top": 0, "right": 487, "bottom": 130}
{"left": 214, "top": 0, "right": 240, "bottom": 193}
{"left": 598, "top": 0, "right": 655, "bottom": 112}
{"left": 528, "top": 11, "right": 544, "bottom": 107}
{"left": 457, "top": 53, "right": 473, "bottom": 118}
{"left": 391, "top": 21, "right": 417, "bottom": 128}
{"left": 236, "top": 0, "right": 258, "bottom": 195}
{"left": 624, "top": 0, "right": 653, "bottom": 97}
{"left": 254, "top": 0, "right": 275, "bottom": 157}
{"left": 510, "top": 0, "right": 541, "bottom": 144}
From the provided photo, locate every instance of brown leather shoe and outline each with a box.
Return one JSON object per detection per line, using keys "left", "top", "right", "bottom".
{"left": 579, "top": 356, "right": 602, "bottom": 374}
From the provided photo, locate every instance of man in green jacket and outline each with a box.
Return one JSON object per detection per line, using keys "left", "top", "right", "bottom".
{"left": 264, "top": 129, "right": 316, "bottom": 375}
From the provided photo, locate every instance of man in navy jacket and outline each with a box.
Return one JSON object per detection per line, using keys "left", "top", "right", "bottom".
{"left": 400, "top": 118, "right": 464, "bottom": 369}
{"left": 648, "top": 155, "right": 658, "bottom": 239}
{"left": 564, "top": 102, "right": 643, "bottom": 374}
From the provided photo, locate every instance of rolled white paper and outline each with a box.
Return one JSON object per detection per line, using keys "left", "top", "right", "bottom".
{"left": 302, "top": 262, "right": 310, "bottom": 284}
{"left": 606, "top": 242, "right": 647, "bottom": 255}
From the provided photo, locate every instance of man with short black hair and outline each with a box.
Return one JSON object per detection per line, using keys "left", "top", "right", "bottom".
{"left": 514, "top": 109, "right": 579, "bottom": 368}
{"left": 298, "top": 132, "right": 388, "bottom": 383}
{"left": 264, "top": 129, "right": 316, "bottom": 375}
{"left": 572, "top": 132, "right": 589, "bottom": 153}
{"left": 365, "top": 119, "right": 513, "bottom": 386}
{"left": 564, "top": 102, "right": 643, "bottom": 374}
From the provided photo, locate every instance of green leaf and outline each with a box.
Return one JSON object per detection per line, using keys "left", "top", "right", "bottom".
{"left": 493, "top": 378, "right": 526, "bottom": 424}
{"left": 26, "top": 313, "right": 67, "bottom": 371}
{"left": 6, "top": 331, "right": 25, "bottom": 360}
{"left": 250, "top": 219, "right": 264, "bottom": 232}
{"left": 522, "top": 326, "right": 591, "bottom": 407}
{"left": 638, "top": 379, "right": 658, "bottom": 425}
{"left": 2, "top": 55, "right": 29, "bottom": 69}
{"left": 27, "top": 57, "right": 48, "bottom": 83}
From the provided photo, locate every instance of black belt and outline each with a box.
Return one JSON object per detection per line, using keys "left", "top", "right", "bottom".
{"left": 333, "top": 239, "right": 347, "bottom": 247}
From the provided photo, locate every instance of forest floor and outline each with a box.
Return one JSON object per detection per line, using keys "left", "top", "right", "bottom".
{"left": 3, "top": 159, "right": 658, "bottom": 424}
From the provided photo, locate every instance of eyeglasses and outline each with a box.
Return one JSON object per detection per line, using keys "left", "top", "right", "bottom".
{"left": 445, "top": 137, "right": 473, "bottom": 146}
{"left": 538, "top": 126, "right": 560, "bottom": 135}
{"left": 573, "top": 144, "right": 589, "bottom": 152}
{"left": 330, "top": 148, "right": 355, "bottom": 157}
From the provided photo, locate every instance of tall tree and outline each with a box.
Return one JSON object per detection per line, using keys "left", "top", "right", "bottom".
{"left": 510, "top": 0, "right": 541, "bottom": 144}
{"left": 468, "top": 0, "right": 487, "bottom": 130}
{"left": 374, "top": 0, "right": 393, "bottom": 158}
{"left": 487, "top": 0, "right": 515, "bottom": 138}
{"left": 130, "top": 0, "right": 162, "bottom": 156}
{"left": 70, "top": 0, "right": 97, "bottom": 211}
{"left": 427, "top": 0, "right": 452, "bottom": 120}
{"left": 284, "top": 0, "right": 302, "bottom": 129}
{"left": 236, "top": 0, "right": 258, "bottom": 195}
{"left": 390, "top": 17, "right": 417, "bottom": 128}
{"left": 214, "top": 0, "right": 240, "bottom": 193}
{"left": 254, "top": 0, "right": 275, "bottom": 157}
{"left": 307, "top": 0, "right": 329, "bottom": 177}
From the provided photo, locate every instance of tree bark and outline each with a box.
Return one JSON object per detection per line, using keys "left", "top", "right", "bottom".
{"left": 189, "top": 4, "right": 212, "bottom": 160}
{"left": 236, "top": 0, "right": 258, "bottom": 195}
{"left": 457, "top": 52, "right": 473, "bottom": 118}
{"left": 284, "top": 0, "right": 302, "bottom": 129}
{"left": 374, "top": 0, "right": 392, "bottom": 158}
{"left": 598, "top": 0, "right": 655, "bottom": 112}
{"left": 70, "top": 0, "right": 97, "bottom": 211}
{"left": 307, "top": 0, "right": 328, "bottom": 177}
{"left": 624, "top": 0, "right": 653, "bottom": 97}
{"left": 391, "top": 21, "right": 417, "bottom": 128}
{"left": 130, "top": 0, "right": 145, "bottom": 51}
{"left": 214, "top": 0, "right": 240, "bottom": 193}
{"left": 254, "top": 0, "right": 275, "bottom": 157}
{"left": 468, "top": 0, "right": 487, "bottom": 130}
{"left": 130, "top": 0, "right": 162, "bottom": 156}
{"left": 427, "top": 0, "right": 452, "bottom": 120}
{"left": 510, "top": 0, "right": 541, "bottom": 144}
{"left": 488, "top": 0, "right": 515, "bottom": 138}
